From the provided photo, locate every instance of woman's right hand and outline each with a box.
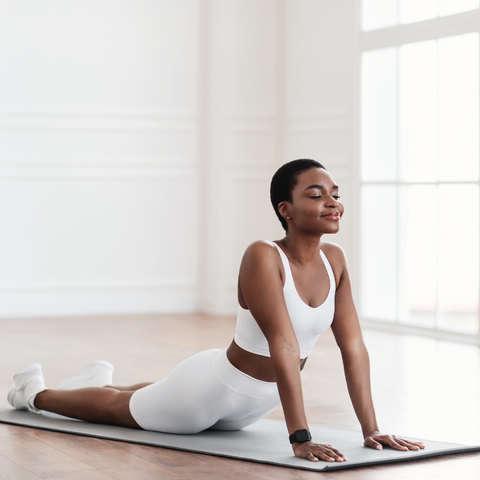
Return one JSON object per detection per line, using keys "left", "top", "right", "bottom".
{"left": 293, "top": 440, "right": 348, "bottom": 462}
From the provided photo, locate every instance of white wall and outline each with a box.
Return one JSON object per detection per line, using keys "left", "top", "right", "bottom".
{"left": 284, "top": 0, "right": 356, "bottom": 280}
{"left": 0, "top": 0, "right": 356, "bottom": 318}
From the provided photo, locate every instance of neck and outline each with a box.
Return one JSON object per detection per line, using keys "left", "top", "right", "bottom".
{"left": 281, "top": 231, "right": 323, "bottom": 265}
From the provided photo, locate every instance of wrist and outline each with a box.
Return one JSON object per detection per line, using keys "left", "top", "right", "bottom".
{"left": 363, "top": 429, "right": 380, "bottom": 439}
{"left": 289, "top": 429, "right": 312, "bottom": 444}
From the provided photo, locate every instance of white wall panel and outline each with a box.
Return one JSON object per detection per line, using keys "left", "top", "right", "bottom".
{"left": 229, "top": 127, "right": 276, "bottom": 166}
{"left": 0, "top": 175, "right": 198, "bottom": 316}
{"left": 0, "top": 176, "right": 197, "bottom": 286}
{"left": 0, "top": 126, "right": 195, "bottom": 166}
{"left": 0, "top": 286, "right": 195, "bottom": 318}
{"left": 285, "top": 0, "right": 353, "bottom": 117}
{"left": 200, "top": 0, "right": 284, "bottom": 315}
{"left": 229, "top": 0, "right": 277, "bottom": 117}
{"left": 0, "top": 0, "right": 197, "bottom": 113}
{"left": 0, "top": 0, "right": 200, "bottom": 317}
{"left": 228, "top": 175, "right": 280, "bottom": 281}
{"left": 286, "top": 127, "right": 350, "bottom": 167}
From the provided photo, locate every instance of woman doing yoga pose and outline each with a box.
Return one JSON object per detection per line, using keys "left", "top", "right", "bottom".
{"left": 8, "top": 159, "right": 424, "bottom": 462}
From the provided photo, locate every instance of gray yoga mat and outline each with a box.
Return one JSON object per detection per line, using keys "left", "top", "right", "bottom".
{"left": 0, "top": 408, "right": 479, "bottom": 471}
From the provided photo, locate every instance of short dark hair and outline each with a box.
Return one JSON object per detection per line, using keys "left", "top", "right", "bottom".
{"left": 270, "top": 159, "right": 326, "bottom": 231}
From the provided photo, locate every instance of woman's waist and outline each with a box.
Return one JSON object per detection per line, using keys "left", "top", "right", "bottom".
{"left": 226, "top": 340, "right": 307, "bottom": 383}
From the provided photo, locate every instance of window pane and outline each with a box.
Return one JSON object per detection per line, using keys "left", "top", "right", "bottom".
{"left": 400, "top": 0, "right": 437, "bottom": 24}
{"left": 399, "top": 41, "right": 437, "bottom": 182}
{"left": 439, "top": 0, "right": 479, "bottom": 16}
{"left": 362, "top": 0, "right": 398, "bottom": 31}
{"left": 438, "top": 34, "right": 479, "bottom": 181}
{"left": 361, "top": 186, "right": 397, "bottom": 321}
{"left": 438, "top": 185, "right": 479, "bottom": 333}
{"left": 363, "top": 1, "right": 480, "bottom": 31}
{"left": 398, "top": 186, "right": 437, "bottom": 327}
{"left": 361, "top": 48, "right": 397, "bottom": 181}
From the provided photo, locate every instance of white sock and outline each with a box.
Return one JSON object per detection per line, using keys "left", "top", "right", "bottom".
{"left": 28, "top": 393, "right": 38, "bottom": 411}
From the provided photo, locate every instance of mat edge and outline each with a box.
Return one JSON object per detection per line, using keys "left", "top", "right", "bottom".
{"left": 2, "top": 416, "right": 480, "bottom": 472}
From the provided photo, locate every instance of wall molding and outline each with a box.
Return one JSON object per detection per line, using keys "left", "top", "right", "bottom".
{"left": 0, "top": 109, "right": 196, "bottom": 118}
{"left": 0, "top": 279, "right": 195, "bottom": 292}
{"left": 228, "top": 169, "right": 273, "bottom": 181}
{"left": 287, "top": 120, "right": 351, "bottom": 132}
{"left": 0, "top": 167, "right": 197, "bottom": 180}
{"left": 0, "top": 121, "right": 196, "bottom": 131}
{"left": 287, "top": 110, "right": 350, "bottom": 120}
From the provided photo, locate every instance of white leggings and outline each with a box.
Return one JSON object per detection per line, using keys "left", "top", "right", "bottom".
{"left": 129, "top": 348, "right": 280, "bottom": 434}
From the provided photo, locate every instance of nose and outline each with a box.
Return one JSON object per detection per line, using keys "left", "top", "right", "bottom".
{"left": 326, "top": 194, "right": 338, "bottom": 207}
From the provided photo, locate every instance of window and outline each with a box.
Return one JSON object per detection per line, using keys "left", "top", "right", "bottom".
{"left": 363, "top": 0, "right": 480, "bottom": 31}
{"left": 359, "top": 3, "right": 480, "bottom": 341}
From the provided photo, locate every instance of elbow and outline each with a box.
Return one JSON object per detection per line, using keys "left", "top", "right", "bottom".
{"left": 268, "top": 338, "right": 301, "bottom": 361}
{"left": 340, "top": 340, "right": 368, "bottom": 361}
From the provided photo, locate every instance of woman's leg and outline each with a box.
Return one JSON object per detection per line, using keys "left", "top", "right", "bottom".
{"left": 33, "top": 388, "right": 141, "bottom": 429}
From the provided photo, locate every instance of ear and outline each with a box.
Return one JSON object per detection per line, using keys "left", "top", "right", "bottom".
{"left": 277, "top": 201, "right": 291, "bottom": 220}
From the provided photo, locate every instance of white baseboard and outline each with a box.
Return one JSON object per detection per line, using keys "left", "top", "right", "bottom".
{"left": 0, "top": 286, "right": 197, "bottom": 318}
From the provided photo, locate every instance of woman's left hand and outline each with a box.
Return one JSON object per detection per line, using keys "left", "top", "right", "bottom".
{"left": 364, "top": 431, "right": 425, "bottom": 451}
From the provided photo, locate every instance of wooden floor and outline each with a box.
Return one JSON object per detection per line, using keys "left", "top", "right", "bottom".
{"left": 0, "top": 314, "right": 479, "bottom": 479}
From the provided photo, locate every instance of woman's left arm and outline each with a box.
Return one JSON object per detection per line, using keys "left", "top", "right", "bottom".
{"left": 326, "top": 244, "right": 425, "bottom": 452}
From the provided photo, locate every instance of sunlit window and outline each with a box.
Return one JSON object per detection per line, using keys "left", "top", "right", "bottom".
{"left": 362, "top": 0, "right": 479, "bottom": 31}
{"left": 360, "top": 33, "right": 479, "bottom": 334}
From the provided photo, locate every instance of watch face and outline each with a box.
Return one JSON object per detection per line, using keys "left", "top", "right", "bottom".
{"left": 290, "top": 429, "right": 312, "bottom": 444}
{"left": 297, "top": 430, "right": 311, "bottom": 442}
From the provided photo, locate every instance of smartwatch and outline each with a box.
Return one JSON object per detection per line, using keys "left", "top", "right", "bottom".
{"left": 289, "top": 429, "right": 312, "bottom": 444}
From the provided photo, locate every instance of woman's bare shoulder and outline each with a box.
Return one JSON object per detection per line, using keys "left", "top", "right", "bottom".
{"left": 320, "top": 242, "right": 348, "bottom": 284}
{"left": 321, "top": 241, "right": 346, "bottom": 258}
{"left": 240, "top": 240, "right": 283, "bottom": 274}
{"left": 243, "top": 239, "right": 280, "bottom": 259}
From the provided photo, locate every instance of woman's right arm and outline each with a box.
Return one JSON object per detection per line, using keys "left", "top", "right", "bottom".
{"left": 238, "top": 241, "right": 346, "bottom": 463}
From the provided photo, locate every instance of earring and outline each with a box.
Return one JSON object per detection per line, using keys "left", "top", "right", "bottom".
{"left": 286, "top": 216, "right": 291, "bottom": 219}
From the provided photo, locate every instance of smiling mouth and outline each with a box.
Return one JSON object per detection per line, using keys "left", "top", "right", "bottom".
{"left": 322, "top": 212, "right": 341, "bottom": 217}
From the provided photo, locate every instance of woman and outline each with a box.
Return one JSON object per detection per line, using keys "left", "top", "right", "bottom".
{"left": 8, "top": 159, "right": 424, "bottom": 463}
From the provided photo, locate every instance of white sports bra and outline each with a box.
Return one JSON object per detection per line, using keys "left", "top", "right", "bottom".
{"left": 234, "top": 242, "right": 336, "bottom": 359}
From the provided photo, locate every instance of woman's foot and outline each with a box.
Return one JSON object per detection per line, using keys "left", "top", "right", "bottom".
{"left": 54, "top": 360, "right": 114, "bottom": 390}
{"left": 8, "top": 363, "right": 47, "bottom": 414}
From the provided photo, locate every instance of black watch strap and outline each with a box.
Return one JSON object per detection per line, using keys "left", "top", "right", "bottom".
{"left": 289, "top": 429, "right": 312, "bottom": 444}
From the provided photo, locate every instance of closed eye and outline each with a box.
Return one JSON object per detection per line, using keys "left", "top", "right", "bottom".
{"left": 310, "top": 195, "right": 341, "bottom": 199}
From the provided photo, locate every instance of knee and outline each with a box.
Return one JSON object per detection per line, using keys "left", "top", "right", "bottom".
{"left": 109, "top": 391, "right": 140, "bottom": 428}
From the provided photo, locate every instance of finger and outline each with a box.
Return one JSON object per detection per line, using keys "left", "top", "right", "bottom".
{"left": 311, "top": 446, "right": 339, "bottom": 462}
{"left": 323, "top": 447, "right": 346, "bottom": 462}
{"left": 326, "top": 446, "right": 348, "bottom": 461}
{"left": 400, "top": 438, "right": 425, "bottom": 449}
{"left": 364, "top": 437, "right": 383, "bottom": 450}
{"left": 313, "top": 448, "right": 343, "bottom": 462}
{"left": 399, "top": 439, "right": 426, "bottom": 450}
{"left": 315, "top": 452, "right": 336, "bottom": 462}
{"left": 307, "top": 452, "right": 319, "bottom": 462}
{"left": 397, "top": 439, "right": 421, "bottom": 450}
{"left": 386, "top": 438, "right": 408, "bottom": 451}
